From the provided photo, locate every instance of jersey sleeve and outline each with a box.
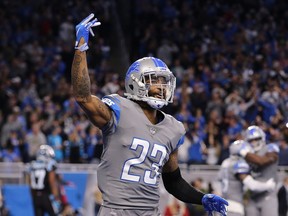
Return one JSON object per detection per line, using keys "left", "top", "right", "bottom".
{"left": 233, "top": 160, "right": 250, "bottom": 175}
{"left": 46, "top": 159, "right": 57, "bottom": 172}
{"left": 176, "top": 135, "right": 185, "bottom": 149}
{"left": 172, "top": 118, "right": 186, "bottom": 151}
{"left": 101, "top": 94, "right": 121, "bottom": 135}
{"left": 267, "top": 143, "right": 280, "bottom": 153}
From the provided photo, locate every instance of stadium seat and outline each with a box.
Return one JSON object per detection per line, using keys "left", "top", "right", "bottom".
{"left": 2, "top": 184, "right": 34, "bottom": 216}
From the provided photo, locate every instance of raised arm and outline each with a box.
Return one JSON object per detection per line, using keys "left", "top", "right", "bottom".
{"left": 71, "top": 14, "right": 112, "bottom": 128}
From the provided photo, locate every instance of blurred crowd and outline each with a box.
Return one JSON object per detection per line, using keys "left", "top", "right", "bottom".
{"left": 0, "top": 0, "right": 288, "bottom": 166}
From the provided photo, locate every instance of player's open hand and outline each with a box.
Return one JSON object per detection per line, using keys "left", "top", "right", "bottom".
{"left": 75, "top": 13, "right": 101, "bottom": 52}
{"left": 202, "top": 194, "right": 229, "bottom": 216}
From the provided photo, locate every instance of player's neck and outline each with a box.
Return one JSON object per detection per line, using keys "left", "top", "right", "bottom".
{"left": 143, "top": 108, "right": 158, "bottom": 124}
{"left": 136, "top": 101, "right": 158, "bottom": 124}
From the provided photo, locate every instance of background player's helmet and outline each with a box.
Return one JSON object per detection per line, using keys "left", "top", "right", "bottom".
{"left": 124, "top": 57, "right": 176, "bottom": 109}
{"left": 245, "top": 125, "right": 266, "bottom": 152}
{"left": 229, "top": 140, "right": 251, "bottom": 157}
{"left": 36, "top": 145, "right": 55, "bottom": 162}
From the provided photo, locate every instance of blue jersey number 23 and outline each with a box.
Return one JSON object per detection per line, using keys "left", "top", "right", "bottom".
{"left": 120, "top": 138, "right": 167, "bottom": 185}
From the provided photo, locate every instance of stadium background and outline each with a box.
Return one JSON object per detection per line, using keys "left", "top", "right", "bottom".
{"left": 0, "top": 0, "right": 288, "bottom": 215}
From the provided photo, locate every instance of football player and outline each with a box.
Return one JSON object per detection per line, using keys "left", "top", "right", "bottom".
{"left": 238, "top": 125, "right": 279, "bottom": 216}
{"left": 27, "top": 145, "right": 61, "bottom": 216}
{"left": 219, "top": 140, "right": 276, "bottom": 216}
{"left": 71, "top": 13, "right": 228, "bottom": 216}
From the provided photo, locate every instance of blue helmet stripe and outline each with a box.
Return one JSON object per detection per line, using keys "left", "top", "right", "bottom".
{"left": 152, "top": 57, "right": 166, "bottom": 69}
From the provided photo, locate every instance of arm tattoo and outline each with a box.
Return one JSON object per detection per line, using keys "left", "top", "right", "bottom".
{"left": 71, "top": 53, "right": 91, "bottom": 102}
{"left": 98, "top": 103, "right": 110, "bottom": 116}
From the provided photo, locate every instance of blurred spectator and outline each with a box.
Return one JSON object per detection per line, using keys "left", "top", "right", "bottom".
{"left": 84, "top": 126, "right": 103, "bottom": 163}
{"left": 187, "top": 130, "right": 207, "bottom": 165}
{"left": 25, "top": 123, "right": 47, "bottom": 160}
{"left": 1, "top": 140, "right": 21, "bottom": 163}
{"left": 157, "top": 39, "right": 179, "bottom": 67}
{"left": 1, "top": 114, "right": 23, "bottom": 147}
{"left": 164, "top": 195, "right": 190, "bottom": 216}
{"left": 59, "top": 16, "right": 74, "bottom": 44}
{"left": 47, "top": 126, "right": 63, "bottom": 162}
{"left": 64, "top": 129, "right": 84, "bottom": 163}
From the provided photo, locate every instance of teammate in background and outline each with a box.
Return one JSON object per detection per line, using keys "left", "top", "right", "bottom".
{"left": 238, "top": 125, "right": 279, "bottom": 216}
{"left": 71, "top": 14, "right": 228, "bottom": 216}
{"left": 219, "top": 140, "right": 276, "bottom": 216}
{"left": 27, "top": 145, "right": 61, "bottom": 216}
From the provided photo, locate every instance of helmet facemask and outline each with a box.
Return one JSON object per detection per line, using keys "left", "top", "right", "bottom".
{"left": 125, "top": 57, "right": 176, "bottom": 109}
{"left": 247, "top": 137, "right": 265, "bottom": 152}
{"left": 245, "top": 126, "right": 266, "bottom": 152}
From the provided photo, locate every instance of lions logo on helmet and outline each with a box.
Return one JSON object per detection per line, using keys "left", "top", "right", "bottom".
{"left": 245, "top": 126, "right": 266, "bottom": 152}
{"left": 37, "top": 145, "right": 55, "bottom": 162}
{"left": 124, "top": 57, "right": 176, "bottom": 109}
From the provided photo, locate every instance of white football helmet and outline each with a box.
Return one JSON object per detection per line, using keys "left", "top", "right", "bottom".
{"left": 124, "top": 57, "right": 176, "bottom": 109}
{"left": 36, "top": 145, "right": 55, "bottom": 162}
{"left": 245, "top": 125, "right": 266, "bottom": 152}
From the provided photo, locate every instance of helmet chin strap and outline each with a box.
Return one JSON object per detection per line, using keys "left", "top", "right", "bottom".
{"left": 146, "top": 98, "right": 166, "bottom": 109}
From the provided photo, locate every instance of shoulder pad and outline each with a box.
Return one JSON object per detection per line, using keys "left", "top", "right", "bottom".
{"left": 102, "top": 95, "right": 121, "bottom": 123}
{"left": 267, "top": 143, "right": 280, "bottom": 153}
{"left": 47, "top": 159, "right": 57, "bottom": 172}
{"left": 233, "top": 160, "right": 250, "bottom": 175}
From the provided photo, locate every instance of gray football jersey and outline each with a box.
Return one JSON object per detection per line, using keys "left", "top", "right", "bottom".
{"left": 249, "top": 143, "right": 279, "bottom": 200}
{"left": 97, "top": 94, "right": 185, "bottom": 209}
{"left": 219, "top": 157, "right": 249, "bottom": 203}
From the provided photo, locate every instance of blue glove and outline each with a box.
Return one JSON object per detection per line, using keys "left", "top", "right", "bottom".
{"left": 75, "top": 13, "right": 101, "bottom": 52}
{"left": 202, "top": 194, "right": 228, "bottom": 216}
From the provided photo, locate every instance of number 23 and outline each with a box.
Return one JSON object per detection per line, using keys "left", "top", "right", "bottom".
{"left": 121, "top": 138, "right": 167, "bottom": 185}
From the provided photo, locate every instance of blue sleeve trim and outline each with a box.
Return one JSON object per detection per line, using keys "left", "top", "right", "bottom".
{"left": 102, "top": 96, "right": 121, "bottom": 123}
{"left": 176, "top": 135, "right": 185, "bottom": 149}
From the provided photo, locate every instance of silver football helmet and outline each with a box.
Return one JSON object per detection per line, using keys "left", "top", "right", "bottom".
{"left": 124, "top": 57, "right": 176, "bottom": 109}
{"left": 229, "top": 140, "right": 251, "bottom": 157}
{"left": 36, "top": 145, "right": 55, "bottom": 162}
{"left": 245, "top": 125, "right": 266, "bottom": 152}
